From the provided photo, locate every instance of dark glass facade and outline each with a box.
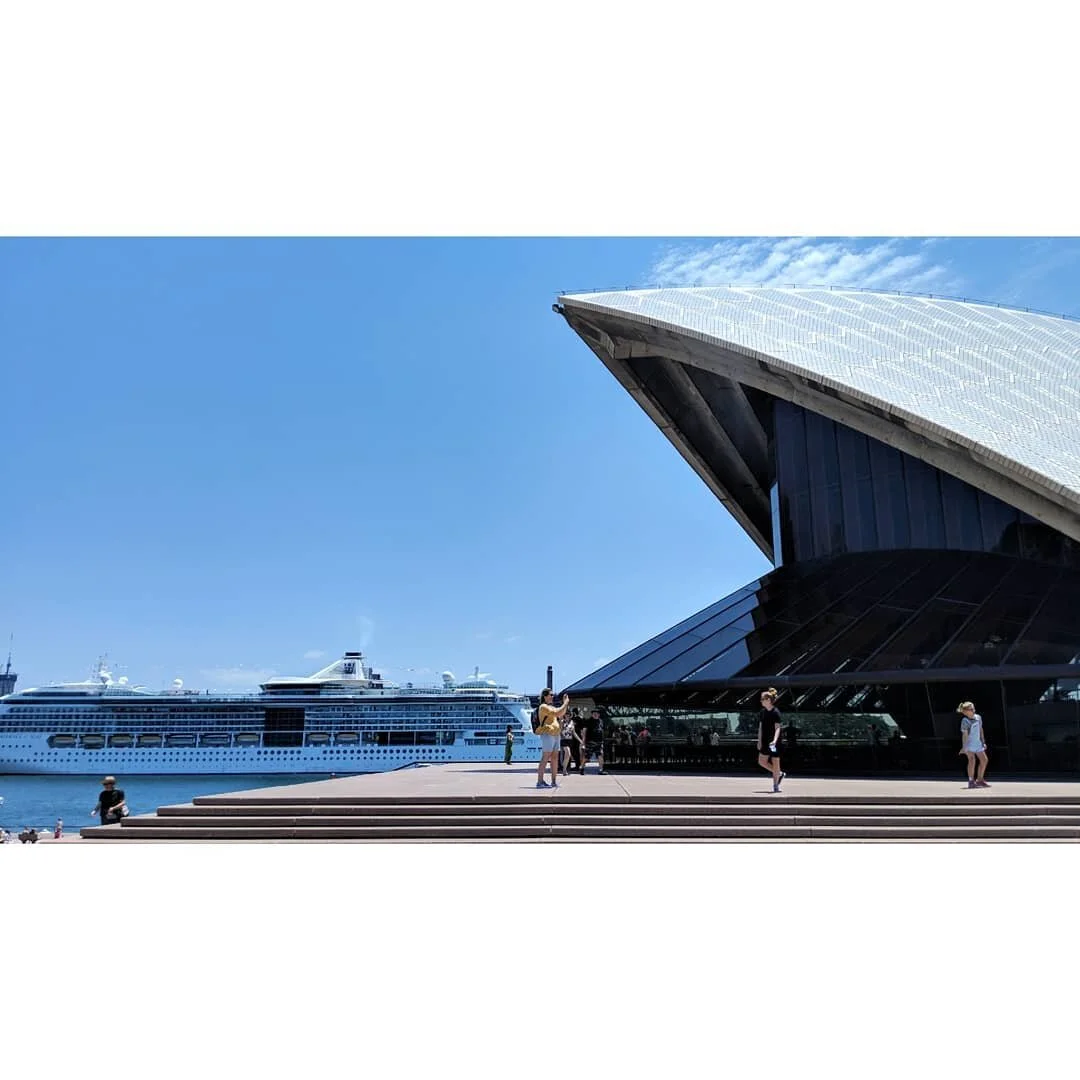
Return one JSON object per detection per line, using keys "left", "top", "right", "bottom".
{"left": 567, "top": 401, "right": 1080, "bottom": 774}
{"left": 774, "top": 400, "right": 1080, "bottom": 568}
{"left": 590, "top": 677, "right": 1080, "bottom": 776}
{"left": 579, "top": 550, "right": 1080, "bottom": 693}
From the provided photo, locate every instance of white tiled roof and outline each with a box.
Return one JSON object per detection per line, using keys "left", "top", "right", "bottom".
{"left": 561, "top": 286, "right": 1080, "bottom": 500}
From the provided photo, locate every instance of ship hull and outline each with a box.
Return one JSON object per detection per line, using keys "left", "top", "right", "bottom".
{"left": 0, "top": 731, "right": 543, "bottom": 775}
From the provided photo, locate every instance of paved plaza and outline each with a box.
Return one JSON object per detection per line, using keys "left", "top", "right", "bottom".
{"left": 185, "top": 763, "right": 1080, "bottom": 805}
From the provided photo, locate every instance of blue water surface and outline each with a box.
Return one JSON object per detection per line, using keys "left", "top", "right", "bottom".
{"left": 0, "top": 774, "right": 343, "bottom": 832}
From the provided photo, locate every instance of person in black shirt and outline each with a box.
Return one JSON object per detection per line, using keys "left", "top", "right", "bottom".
{"left": 561, "top": 708, "right": 582, "bottom": 775}
{"left": 91, "top": 776, "right": 127, "bottom": 824}
{"left": 579, "top": 707, "right": 605, "bottom": 775}
{"left": 757, "top": 688, "right": 785, "bottom": 792}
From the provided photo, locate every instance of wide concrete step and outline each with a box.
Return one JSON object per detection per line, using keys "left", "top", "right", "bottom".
{"left": 191, "top": 792, "right": 1080, "bottom": 807}
{"left": 161, "top": 801, "right": 1080, "bottom": 819}
{"left": 126, "top": 812, "right": 1080, "bottom": 830}
{"left": 82, "top": 822, "right": 1080, "bottom": 841}
{"left": 78, "top": 835, "right": 1079, "bottom": 844}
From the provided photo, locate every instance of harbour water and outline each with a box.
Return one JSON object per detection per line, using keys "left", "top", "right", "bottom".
{"left": 0, "top": 773, "right": 344, "bottom": 834}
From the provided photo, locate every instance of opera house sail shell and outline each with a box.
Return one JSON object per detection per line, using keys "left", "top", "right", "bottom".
{"left": 556, "top": 286, "right": 1080, "bottom": 774}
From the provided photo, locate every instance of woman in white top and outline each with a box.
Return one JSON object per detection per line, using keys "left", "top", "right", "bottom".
{"left": 958, "top": 701, "right": 990, "bottom": 788}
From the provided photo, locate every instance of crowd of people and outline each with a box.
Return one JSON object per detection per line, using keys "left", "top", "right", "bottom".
{"left": 504, "top": 690, "right": 991, "bottom": 791}
{"left": 512, "top": 692, "right": 607, "bottom": 788}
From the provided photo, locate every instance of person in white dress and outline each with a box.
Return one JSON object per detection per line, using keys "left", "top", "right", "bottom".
{"left": 958, "top": 701, "right": 990, "bottom": 788}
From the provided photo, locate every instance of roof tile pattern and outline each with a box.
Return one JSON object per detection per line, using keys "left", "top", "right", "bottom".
{"left": 561, "top": 287, "right": 1080, "bottom": 500}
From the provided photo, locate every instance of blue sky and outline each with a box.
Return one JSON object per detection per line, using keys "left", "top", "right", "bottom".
{"left": 4, "top": 236, "right": 1080, "bottom": 695}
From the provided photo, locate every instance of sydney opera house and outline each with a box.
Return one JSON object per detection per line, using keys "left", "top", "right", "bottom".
{"left": 556, "top": 286, "right": 1080, "bottom": 774}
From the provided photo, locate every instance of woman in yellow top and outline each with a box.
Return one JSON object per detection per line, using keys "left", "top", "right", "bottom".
{"left": 536, "top": 688, "right": 571, "bottom": 789}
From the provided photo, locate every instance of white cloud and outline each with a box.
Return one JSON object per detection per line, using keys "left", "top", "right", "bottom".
{"left": 648, "top": 237, "right": 960, "bottom": 293}
{"left": 505, "top": 635, "right": 521, "bottom": 644}
{"left": 591, "top": 657, "right": 612, "bottom": 669}
{"left": 993, "top": 239, "right": 1080, "bottom": 305}
{"left": 201, "top": 666, "right": 277, "bottom": 688}
{"left": 302, "top": 649, "right": 326, "bottom": 661}
{"left": 354, "top": 615, "right": 375, "bottom": 649}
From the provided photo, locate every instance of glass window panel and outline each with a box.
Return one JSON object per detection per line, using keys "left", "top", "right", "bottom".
{"left": 848, "top": 426, "right": 873, "bottom": 481}
{"left": 851, "top": 478, "right": 879, "bottom": 551}
{"left": 820, "top": 483, "right": 846, "bottom": 555}
{"left": 878, "top": 552, "right": 964, "bottom": 609}
{"left": 682, "top": 641, "right": 752, "bottom": 684}
{"left": 797, "top": 604, "right": 920, "bottom": 673}
{"left": 904, "top": 456, "right": 946, "bottom": 548}
{"left": 663, "top": 597, "right": 763, "bottom": 645}
{"left": 596, "top": 611, "right": 760, "bottom": 689}
{"left": 836, "top": 427, "right": 878, "bottom": 553}
{"left": 886, "top": 471, "right": 913, "bottom": 549}
{"left": 939, "top": 472, "right": 982, "bottom": 550}
{"left": 1005, "top": 586, "right": 1080, "bottom": 665}
{"left": 1006, "top": 632, "right": 1080, "bottom": 667}
{"left": 836, "top": 426, "right": 863, "bottom": 490}
{"left": 934, "top": 574, "right": 1049, "bottom": 670}
{"left": 867, "top": 440, "right": 910, "bottom": 549}
{"left": 735, "top": 611, "right": 857, "bottom": 678}
{"left": 864, "top": 600, "right": 973, "bottom": 670}
{"left": 996, "top": 559, "right": 1060, "bottom": 599}
{"left": 790, "top": 489, "right": 813, "bottom": 561}
{"left": 806, "top": 409, "right": 841, "bottom": 491}
{"left": 1003, "top": 680, "right": 1079, "bottom": 771}
{"left": 938, "top": 558, "right": 1010, "bottom": 604}
{"left": 760, "top": 555, "right": 901, "bottom": 625}
{"left": 978, "top": 491, "right": 1020, "bottom": 556}
{"left": 652, "top": 584, "right": 761, "bottom": 645}
{"left": 637, "top": 614, "right": 760, "bottom": 686}
{"left": 936, "top": 619, "right": 1028, "bottom": 669}
{"left": 839, "top": 474, "right": 865, "bottom": 552}
{"left": 575, "top": 582, "right": 763, "bottom": 689}
{"left": 775, "top": 399, "right": 807, "bottom": 494}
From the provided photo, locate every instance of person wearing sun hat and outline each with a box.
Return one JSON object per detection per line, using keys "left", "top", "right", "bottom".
{"left": 957, "top": 701, "right": 990, "bottom": 788}
{"left": 91, "top": 776, "right": 128, "bottom": 823}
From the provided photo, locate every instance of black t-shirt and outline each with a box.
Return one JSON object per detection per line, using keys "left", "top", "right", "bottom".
{"left": 584, "top": 715, "right": 603, "bottom": 744}
{"left": 758, "top": 708, "right": 782, "bottom": 750}
{"left": 99, "top": 788, "right": 125, "bottom": 820}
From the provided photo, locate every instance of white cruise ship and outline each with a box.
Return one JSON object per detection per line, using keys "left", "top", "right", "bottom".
{"left": 0, "top": 652, "right": 542, "bottom": 775}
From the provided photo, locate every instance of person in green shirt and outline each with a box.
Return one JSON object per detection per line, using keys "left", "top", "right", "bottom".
{"left": 504, "top": 723, "right": 514, "bottom": 765}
